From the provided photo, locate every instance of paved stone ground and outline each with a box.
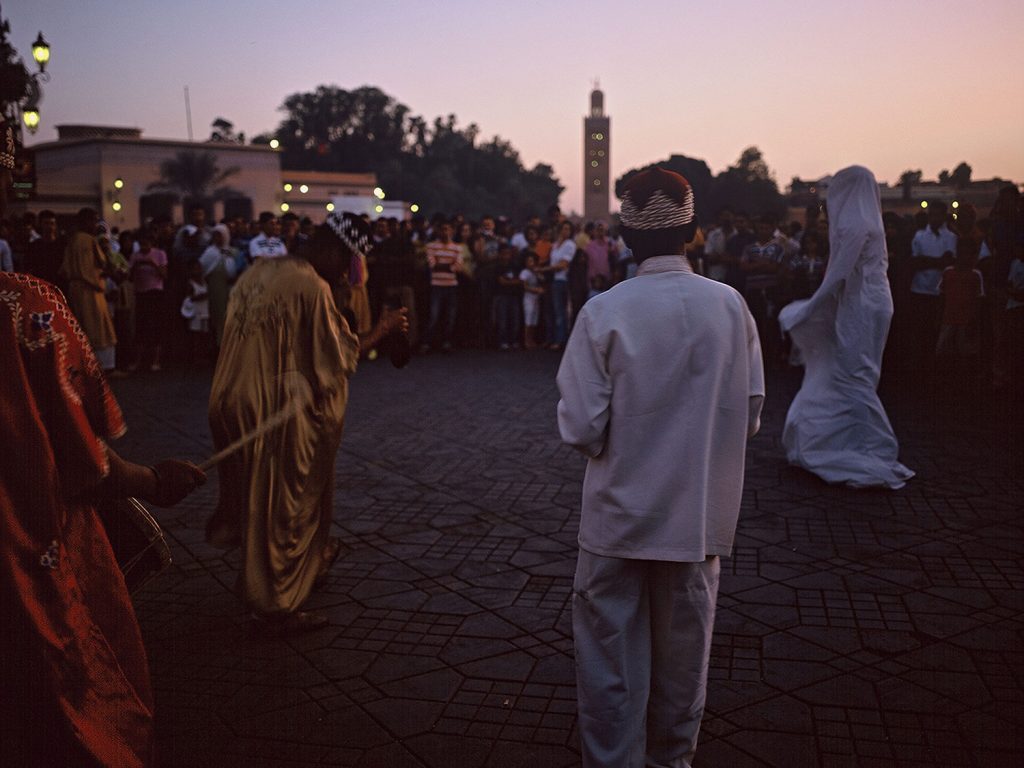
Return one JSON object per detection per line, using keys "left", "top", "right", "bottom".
{"left": 109, "top": 351, "right": 1024, "bottom": 768}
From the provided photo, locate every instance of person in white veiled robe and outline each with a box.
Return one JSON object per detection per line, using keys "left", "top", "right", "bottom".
{"left": 779, "top": 165, "right": 914, "bottom": 489}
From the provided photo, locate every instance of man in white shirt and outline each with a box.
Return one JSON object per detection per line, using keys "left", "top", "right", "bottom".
{"left": 909, "top": 201, "right": 956, "bottom": 367}
{"left": 702, "top": 208, "right": 736, "bottom": 282}
{"left": 248, "top": 212, "right": 288, "bottom": 261}
{"left": 557, "top": 168, "right": 764, "bottom": 768}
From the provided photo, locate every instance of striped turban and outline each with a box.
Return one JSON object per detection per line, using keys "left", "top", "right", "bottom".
{"left": 619, "top": 167, "right": 695, "bottom": 230}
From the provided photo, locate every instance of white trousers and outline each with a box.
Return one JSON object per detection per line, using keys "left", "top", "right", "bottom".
{"left": 573, "top": 550, "right": 720, "bottom": 768}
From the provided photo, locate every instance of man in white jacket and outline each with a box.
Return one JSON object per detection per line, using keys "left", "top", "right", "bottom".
{"left": 557, "top": 167, "right": 765, "bottom": 768}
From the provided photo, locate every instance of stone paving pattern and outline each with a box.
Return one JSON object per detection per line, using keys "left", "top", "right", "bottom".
{"left": 110, "top": 352, "right": 1024, "bottom": 767}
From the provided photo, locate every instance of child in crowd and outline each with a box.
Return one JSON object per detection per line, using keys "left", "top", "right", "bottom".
{"left": 936, "top": 237, "right": 985, "bottom": 380}
{"left": 181, "top": 259, "right": 211, "bottom": 366}
{"left": 520, "top": 252, "right": 545, "bottom": 349}
{"left": 494, "top": 243, "right": 523, "bottom": 350}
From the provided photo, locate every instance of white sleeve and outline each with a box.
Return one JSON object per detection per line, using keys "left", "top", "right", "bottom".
{"left": 745, "top": 305, "right": 765, "bottom": 437}
{"left": 556, "top": 311, "right": 612, "bottom": 458}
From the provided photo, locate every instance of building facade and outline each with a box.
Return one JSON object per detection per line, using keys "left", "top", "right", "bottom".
{"left": 22, "top": 125, "right": 376, "bottom": 226}
{"left": 583, "top": 85, "right": 610, "bottom": 222}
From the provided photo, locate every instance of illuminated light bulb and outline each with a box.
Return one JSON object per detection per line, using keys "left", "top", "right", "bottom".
{"left": 269, "top": 139, "right": 280, "bottom": 149}
{"left": 326, "top": 202, "right": 335, "bottom": 212}
{"left": 283, "top": 183, "right": 292, "bottom": 192}
{"left": 33, "top": 33, "right": 51, "bottom": 70}
{"left": 280, "top": 203, "right": 290, "bottom": 212}
{"left": 23, "top": 108, "right": 41, "bottom": 133}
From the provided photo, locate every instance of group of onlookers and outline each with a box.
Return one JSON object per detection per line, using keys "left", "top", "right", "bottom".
{"left": 700, "top": 187, "right": 1024, "bottom": 401}
{"left": 3, "top": 184, "right": 1022, "bottom": 403}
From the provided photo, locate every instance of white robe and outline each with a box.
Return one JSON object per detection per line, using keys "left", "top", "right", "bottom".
{"left": 779, "top": 165, "right": 913, "bottom": 489}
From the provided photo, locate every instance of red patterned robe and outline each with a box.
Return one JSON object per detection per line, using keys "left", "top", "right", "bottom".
{"left": 0, "top": 273, "right": 155, "bottom": 766}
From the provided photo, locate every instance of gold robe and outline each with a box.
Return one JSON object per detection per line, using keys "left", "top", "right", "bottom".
{"left": 61, "top": 231, "right": 117, "bottom": 351}
{"left": 348, "top": 251, "right": 372, "bottom": 334}
{"left": 207, "top": 257, "right": 358, "bottom": 615}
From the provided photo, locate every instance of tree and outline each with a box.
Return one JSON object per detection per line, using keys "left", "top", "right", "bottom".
{"left": 148, "top": 150, "right": 241, "bottom": 207}
{"left": 210, "top": 117, "right": 244, "bottom": 144}
{"left": 951, "top": 162, "right": 972, "bottom": 190}
{"left": 616, "top": 155, "right": 714, "bottom": 224}
{"left": 276, "top": 85, "right": 412, "bottom": 174}
{"left": 898, "top": 169, "right": 922, "bottom": 201}
{"left": 938, "top": 169, "right": 951, "bottom": 185}
{"left": 271, "top": 84, "right": 563, "bottom": 218}
{"left": 707, "top": 147, "right": 786, "bottom": 218}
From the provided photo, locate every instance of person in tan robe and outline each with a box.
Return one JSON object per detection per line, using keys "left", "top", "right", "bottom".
{"left": 206, "top": 212, "right": 401, "bottom": 633}
{"left": 61, "top": 208, "right": 117, "bottom": 371}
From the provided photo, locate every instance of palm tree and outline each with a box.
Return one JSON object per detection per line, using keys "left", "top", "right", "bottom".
{"left": 147, "top": 150, "right": 242, "bottom": 206}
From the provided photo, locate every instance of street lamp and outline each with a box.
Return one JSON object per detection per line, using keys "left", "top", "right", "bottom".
{"left": 21, "top": 106, "right": 39, "bottom": 133}
{"left": 0, "top": 15, "right": 52, "bottom": 136}
{"left": 31, "top": 32, "right": 49, "bottom": 72}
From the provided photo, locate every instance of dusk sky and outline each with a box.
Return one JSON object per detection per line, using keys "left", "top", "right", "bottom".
{"left": 10, "top": 0, "right": 1024, "bottom": 214}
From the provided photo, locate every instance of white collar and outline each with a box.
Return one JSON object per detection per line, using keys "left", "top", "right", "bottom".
{"left": 636, "top": 255, "right": 694, "bottom": 277}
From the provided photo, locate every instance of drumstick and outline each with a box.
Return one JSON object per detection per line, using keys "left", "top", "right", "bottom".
{"left": 200, "top": 399, "right": 303, "bottom": 471}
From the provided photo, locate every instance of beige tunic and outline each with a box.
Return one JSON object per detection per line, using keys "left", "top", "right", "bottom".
{"left": 61, "top": 232, "right": 117, "bottom": 351}
{"left": 207, "top": 257, "right": 358, "bottom": 615}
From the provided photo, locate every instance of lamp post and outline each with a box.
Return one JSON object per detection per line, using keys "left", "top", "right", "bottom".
{"left": 0, "top": 8, "right": 51, "bottom": 136}
{"left": 20, "top": 31, "right": 49, "bottom": 135}
{"left": 0, "top": 6, "right": 50, "bottom": 215}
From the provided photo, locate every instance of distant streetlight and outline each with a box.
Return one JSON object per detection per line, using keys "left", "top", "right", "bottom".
{"left": 951, "top": 201, "right": 959, "bottom": 209}
{"left": 269, "top": 138, "right": 280, "bottom": 149}
{"left": 410, "top": 204, "right": 419, "bottom": 213}
{"left": 920, "top": 201, "right": 928, "bottom": 209}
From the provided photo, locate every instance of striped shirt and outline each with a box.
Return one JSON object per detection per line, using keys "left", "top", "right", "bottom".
{"left": 427, "top": 241, "right": 463, "bottom": 288}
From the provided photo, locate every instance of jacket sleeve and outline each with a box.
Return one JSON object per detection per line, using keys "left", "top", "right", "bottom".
{"left": 556, "top": 310, "right": 612, "bottom": 458}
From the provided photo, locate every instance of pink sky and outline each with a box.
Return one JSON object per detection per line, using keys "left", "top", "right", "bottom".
{"left": 12, "top": 0, "right": 1024, "bottom": 215}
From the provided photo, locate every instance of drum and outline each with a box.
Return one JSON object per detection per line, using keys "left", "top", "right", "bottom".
{"left": 97, "top": 496, "right": 173, "bottom": 594}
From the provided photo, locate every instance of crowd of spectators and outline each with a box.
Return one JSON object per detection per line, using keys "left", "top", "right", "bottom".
{"left": 2, "top": 185, "right": 1021, "bottom": 406}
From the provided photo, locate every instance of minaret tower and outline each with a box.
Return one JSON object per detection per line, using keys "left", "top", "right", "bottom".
{"left": 583, "top": 81, "right": 610, "bottom": 221}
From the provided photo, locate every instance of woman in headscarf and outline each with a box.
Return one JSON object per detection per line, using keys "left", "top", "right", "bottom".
{"left": 198, "top": 223, "right": 238, "bottom": 348}
{"left": 779, "top": 165, "right": 914, "bottom": 489}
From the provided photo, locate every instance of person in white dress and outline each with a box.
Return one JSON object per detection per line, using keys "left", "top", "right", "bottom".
{"left": 779, "top": 165, "right": 914, "bottom": 489}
